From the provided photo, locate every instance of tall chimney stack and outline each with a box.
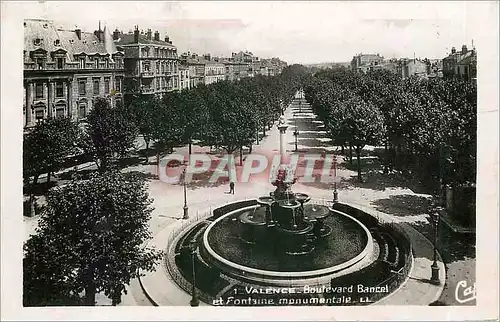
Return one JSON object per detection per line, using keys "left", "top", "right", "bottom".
{"left": 134, "top": 26, "right": 139, "bottom": 43}
{"left": 146, "top": 29, "right": 152, "bottom": 40}
{"left": 154, "top": 30, "right": 160, "bottom": 41}
{"left": 113, "top": 28, "right": 120, "bottom": 41}
{"left": 75, "top": 28, "right": 82, "bottom": 40}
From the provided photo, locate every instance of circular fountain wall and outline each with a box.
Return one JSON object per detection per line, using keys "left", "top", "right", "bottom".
{"left": 200, "top": 204, "right": 374, "bottom": 286}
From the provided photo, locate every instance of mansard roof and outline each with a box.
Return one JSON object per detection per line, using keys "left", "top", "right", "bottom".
{"left": 24, "top": 19, "right": 122, "bottom": 63}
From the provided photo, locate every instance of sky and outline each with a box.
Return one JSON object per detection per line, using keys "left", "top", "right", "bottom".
{"left": 18, "top": 1, "right": 482, "bottom": 64}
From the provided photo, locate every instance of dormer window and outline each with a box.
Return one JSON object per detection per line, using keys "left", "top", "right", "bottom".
{"left": 42, "top": 23, "right": 49, "bottom": 29}
{"left": 34, "top": 38, "right": 42, "bottom": 46}
{"left": 69, "top": 39, "right": 75, "bottom": 44}
{"left": 92, "top": 40, "right": 97, "bottom": 45}
{"left": 82, "top": 40, "right": 87, "bottom": 44}
{"left": 54, "top": 39, "right": 61, "bottom": 46}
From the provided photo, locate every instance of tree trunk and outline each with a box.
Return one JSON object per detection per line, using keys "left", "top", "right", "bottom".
{"left": 263, "top": 124, "right": 266, "bottom": 136}
{"left": 47, "top": 172, "right": 51, "bottom": 184}
{"left": 100, "top": 157, "right": 108, "bottom": 174}
{"left": 156, "top": 152, "right": 160, "bottom": 176}
{"left": 33, "top": 174, "right": 39, "bottom": 186}
{"left": 189, "top": 140, "right": 192, "bottom": 155}
{"left": 84, "top": 266, "right": 96, "bottom": 306}
{"left": 349, "top": 144, "right": 353, "bottom": 164}
{"left": 356, "top": 146, "right": 362, "bottom": 182}
{"left": 249, "top": 145, "right": 253, "bottom": 154}
{"left": 256, "top": 130, "right": 259, "bottom": 145}
{"left": 383, "top": 140, "right": 389, "bottom": 174}
{"left": 341, "top": 145, "right": 345, "bottom": 155}
{"left": 239, "top": 147, "right": 243, "bottom": 166}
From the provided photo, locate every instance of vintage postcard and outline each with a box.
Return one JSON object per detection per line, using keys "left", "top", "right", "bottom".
{"left": 1, "top": 1, "right": 498, "bottom": 321}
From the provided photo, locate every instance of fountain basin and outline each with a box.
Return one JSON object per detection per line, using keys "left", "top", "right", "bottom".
{"left": 201, "top": 204, "right": 374, "bottom": 286}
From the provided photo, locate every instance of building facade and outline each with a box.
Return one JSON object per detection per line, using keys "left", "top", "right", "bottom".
{"left": 203, "top": 54, "right": 225, "bottom": 85}
{"left": 114, "top": 27, "right": 179, "bottom": 99}
{"left": 178, "top": 65, "right": 190, "bottom": 91}
{"left": 350, "top": 53, "right": 384, "bottom": 72}
{"left": 443, "top": 45, "right": 477, "bottom": 82}
{"left": 23, "top": 19, "right": 125, "bottom": 129}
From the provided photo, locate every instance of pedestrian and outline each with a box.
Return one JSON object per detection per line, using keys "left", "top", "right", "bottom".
{"left": 229, "top": 181, "right": 235, "bottom": 194}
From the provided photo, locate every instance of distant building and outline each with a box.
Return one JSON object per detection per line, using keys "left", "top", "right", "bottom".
{"left": 442, "top": 45, "right": 477, "bottom": 82}
{"left": 178, "top": 65, "right": 190, "bottom": 91}
{"left": 113, "top": 26, "right": 179, "bottom": 99}
{"left": 23, "top": 19, "right": 125, "bottom": 128}
{"left": 351, "top": 53, "right": 384, "bottom": 72}
{"left": 202, "top": 54, "right": 225, "bottom": 85}
{"left": 180, "top": 53, "right": 205, "bottom": 88}
{"left": 400, "top": 59, "right": 428, "bottom": 79}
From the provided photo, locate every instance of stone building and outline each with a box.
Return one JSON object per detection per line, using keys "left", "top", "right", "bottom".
{"left": 180, "top": 53, "right": 205, "bottom": 88}
{"left": 23, "top": 19, "right": 125, "bottom": 129}
{"left": 350, "top": 53, "right": 384, "bottom": 72}
{"left": 113, "top": 27, "right": 179, "bottom": 100}
{"left": 443, "top": 45, "right": 477, "bottom": 82}
{"left": 178, "top": 65, "right": 190, "bottom": 91}
{"left": 202, "top": 54, "right": 225, "bottom": 85}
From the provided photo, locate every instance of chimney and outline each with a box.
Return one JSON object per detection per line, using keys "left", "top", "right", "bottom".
{"left": 154, "top": 30, "right": 160, "bottom": 41}
{"left": 134, "top": 26, "right": 139, "bottom": 43}
{"left": 462, "top": 45, "right": 468, "bottom": 54}
{"left": 75, "top": 28, "right": 82, "bottom": 40}
{"left": 113, "top": 28, "right": 120, "bottom": 41}
{"left": 451, "top": 47, "right": 456, "bottom": 54}
{"left": 146, "top": 29, "right": 152, "bottom": 40}
{"left": 164, "top": 35, "right": 170, "bottom": 43}
{"left": 204, "top": 53, "right": 211, "bottom": 61}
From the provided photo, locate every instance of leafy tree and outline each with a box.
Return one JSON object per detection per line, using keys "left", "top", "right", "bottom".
{"left": 23, "top": 171, "right": 162, "bottom": 306}
{"left": 151, "top": 92, "right": 185, "bottom": 167}
{"left": 23, "top": 117, "right": 82, "bottom": 186}
{"left": 127, "top": 94, "right": 157, "bottom": 157}
{"left": 84, "top": 97, "right": 138, "bottom": 173}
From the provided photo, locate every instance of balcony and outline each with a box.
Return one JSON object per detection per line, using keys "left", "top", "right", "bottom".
{"left": 140, "top": 87, "right": 154, "bottom": 94}
{"left": 141, "top": 71, "right": 155, "bottom": 78}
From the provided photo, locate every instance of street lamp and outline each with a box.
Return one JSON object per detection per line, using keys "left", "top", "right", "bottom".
{"left": 189, "top": 241, "right": 200, "bottom": 307}
{"left": 183, "top": 168, "right": 189, "bottom": 220}
{"left": 293, "top": 113, "right": 299, "bottom": 152}
{"left": 430, "top": 209, "right": 441, "bottom": 285}
{"left": 333, "top": 156, "right": 338, "bottom": 203}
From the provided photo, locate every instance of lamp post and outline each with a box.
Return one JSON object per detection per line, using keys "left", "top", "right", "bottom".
{"left": 430, "top": 209, "right": 441, "bottom": 285}
{"left": 293, "top": 113, "right": 299, "bottom": 152}
{"left": 333, "top": 156, "right": 338, "bottom": 203}
{"left": 183, "top": 168, "right": 189, "bottom": 220}
{"left": 189, "top": 241, "right": 199, "bottom": 307}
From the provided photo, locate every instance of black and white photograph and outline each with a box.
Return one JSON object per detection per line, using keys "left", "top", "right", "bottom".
{"left": 1, "top": 1, "right": 498, "bottom": 321}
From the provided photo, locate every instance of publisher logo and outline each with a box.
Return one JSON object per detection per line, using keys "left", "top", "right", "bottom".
{"left": 455, "top": 279, "right": 476, "bottom": 304}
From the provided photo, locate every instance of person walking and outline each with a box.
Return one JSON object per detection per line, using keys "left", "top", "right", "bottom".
{"left": 229, "top": 181, "right": 235, "bottom": 194}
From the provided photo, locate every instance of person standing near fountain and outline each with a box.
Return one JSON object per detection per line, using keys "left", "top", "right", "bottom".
{"left": 229, "top": 181, "right": 235, "bottom": 194}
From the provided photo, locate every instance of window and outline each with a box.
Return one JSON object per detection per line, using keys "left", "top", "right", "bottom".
{"left": 55, "top": 82, "right": 64, "bottom": 98}
{"left": 35, "top": 109, "right": 44, "bottom": 121}
{"left": 56, "top": 106, "right": 65, "bottom": 118}
{"left": 56, "top": 58, "right": 64, "bottom": 69}
{"left": 115, "top": 78, "right": 121, "bottom": 92}
{"left": 156, "top": 62, "right": 160, "bottom": 73}
{"left": 79, "top": 57, "right": 85, "bottom": 69}
{"left": 78, "top": 80, "right": 86, "bottom": 96}
{"left": 37, "top": 58, "right": 44, "bottom": 70}
{"left": 104, "top": 78, "right": 110, "bottom": 94}
{"left": 79, "top": 104, "right": 86, "bottom": 119}
{"left": 93, "top": 79, "right": 100, "bottom": 95}
{"left": 35, "top": 83, "right": 43, "bottom": 99}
